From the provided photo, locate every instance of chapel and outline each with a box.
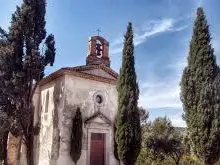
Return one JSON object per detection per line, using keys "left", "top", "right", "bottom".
{"left": 32, "top": 36, "right": 119, "bottom": 165}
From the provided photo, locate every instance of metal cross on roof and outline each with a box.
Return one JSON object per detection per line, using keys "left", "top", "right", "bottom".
{"left": 97, "top": 29, "right": 101, "bottom": 36}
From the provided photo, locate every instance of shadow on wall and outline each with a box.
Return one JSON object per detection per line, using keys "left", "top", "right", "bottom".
{"left": 49, "top": 81, "right": 62, "bottom": 165}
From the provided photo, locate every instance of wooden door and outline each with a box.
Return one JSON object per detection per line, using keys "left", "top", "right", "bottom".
{"left": 90, "top": 133, "right": 105, "bottom": 165}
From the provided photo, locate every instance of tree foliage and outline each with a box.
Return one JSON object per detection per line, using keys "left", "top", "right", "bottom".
{"left": 136, "top": 117, "right": 202, "bottom": 165}
{"left": 0, "top": 0, "right": 56, "bottom": 164}
{"left": 115, "top": 22, "right": 141, "bottom": 165}
{"left": 70, "top": 108, "right": 83, "bottom": 165}
{"left": 145, "top": 117, "right": 184, "bottom": 165}
{"left": 138, "top": 107, "right": 149, "bottom": 126}
{"left": 0, "top": 132, "right": 8, "bottom": 165}
{"left": 113, "top": 121, "right": 120, "bottom": 164}
{"left": 180, "top": 7, "right": 220, "bottom": 165}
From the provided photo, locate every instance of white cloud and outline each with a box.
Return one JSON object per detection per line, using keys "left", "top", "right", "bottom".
{"left": 137, "top": 54, "right": 188, "bottom": 127}
{"left": 139, "top": 80, "right": 182, "bottom": 109}
{"left": 138, "top": 55, "right": 188, "bottom": 110}
{"left": 165, "top": 56, "right": 187, "bottom": 76}
{"left": 171, "top": 117, "right": 186, "bottom": 127}
{"left": 212, "top": 39, "right": 220, "bottom": 65}
{"left": 148, "top": 107, "right": 186, "bottom": 127}
{"left": 166, "top": 60, "right": 187, "bottom": 71}
{"left": 134, "top": 18, "right": 175, "bottom": 46}
{"left": 136, "top": 34, "right": 189, "bottom": 127}
{"left": 110, "top": 37, "right": 123, "bottom": 54}
{"left": 213, "top": 40, "right": 220, "bottom": 54}
{"left": 110, "top": 18, "right": 188, "bottom": 55}
{"left": 197, "top": 0, "right": 203, "bottom": 7}
{"left": 111, "top": 38, "right": 123, "bottom": 47}
{"left": 111, "top": 47, "right": 123, "bottom": 55}
{"left": 170, "top": 112, "right": 186, "bottom": 127}
{"left": 172, "top": 25, "right": 188, "bottom": 32}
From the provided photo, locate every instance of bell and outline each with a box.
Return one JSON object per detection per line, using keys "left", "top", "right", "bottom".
{"left": 97, "top": 51, "right": 101, "bottom": 56}
{"left": 96, "top": 43, "right": 102, "bottom": 51}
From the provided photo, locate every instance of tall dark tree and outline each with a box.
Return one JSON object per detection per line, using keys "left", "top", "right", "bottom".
{"left": 0, "top": 0, "right": 56, "bottom": 164}
{"left": 0, "top": 16, "right": 24, "bottom": 165}
{"left": 113, "top": 121, "right": 120, "bottom": 165}
{"left": 180, "top": 7, "right": 220, "bottom": 165}
{"left": 0, "top": 132, "right": 8, "bottom": 165}
{"left": 70, "top": 108, "right": 83, "bottom": 165}
{"left": 115, "top": 22, "right": 141, "bottom": 165}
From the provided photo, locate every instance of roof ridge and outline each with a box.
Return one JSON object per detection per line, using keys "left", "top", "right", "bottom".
{"left": 62, "top": 64, "right": 118, "bottom": 78}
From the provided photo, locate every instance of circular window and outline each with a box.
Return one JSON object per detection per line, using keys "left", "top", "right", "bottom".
{"left": 93, "top": 91, "right": 105, "bottom": 106}
{"left": 96, "top": 95, "right": 103, "bottom": 104}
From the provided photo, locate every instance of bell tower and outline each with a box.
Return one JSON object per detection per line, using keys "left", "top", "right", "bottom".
{"left": 86, "top": 36, "right": 111, "bottom": 67}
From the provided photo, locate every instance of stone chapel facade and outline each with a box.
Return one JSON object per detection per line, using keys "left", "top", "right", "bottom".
{"left": 32, "top": 36, "right": 119, "bottom": 165}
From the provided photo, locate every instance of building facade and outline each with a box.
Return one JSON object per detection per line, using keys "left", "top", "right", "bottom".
{"left": 33, "top": 36, "right": 119, "bottom": 165}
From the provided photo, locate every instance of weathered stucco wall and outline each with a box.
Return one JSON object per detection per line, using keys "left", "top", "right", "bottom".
{"left": 34, "top": 73, "right": 118, "bottom": 165}
{"left": 38, "top": 82, "right": 55, "bottom": 165}
{"left": 34, "top": 76, "right": 65, "bottom": 165}
{"left": 64, "top": 75, "right": 117, "bottom": 120}
{"left": 57, "top": 74, "right": 118, "bottom": 165}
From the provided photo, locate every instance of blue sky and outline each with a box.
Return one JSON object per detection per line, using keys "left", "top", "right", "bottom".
{"left": 1, "top": 0, "right": 220, "bottom": 127}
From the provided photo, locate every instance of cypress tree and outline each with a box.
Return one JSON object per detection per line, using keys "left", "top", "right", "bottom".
{"left": 113, "top": 122, "right": 120, "bottom": 165}
{"left": 70, "top": 108, "right": 83, "bottom": 165}
{"left": 0, "top": 1, "right": 56, "bottom": 164}
{"left": 180, "top": 7, "right": 220, "bottom": 165}
{"left": 115, "top": 22, "right": 141, "bottom": 165}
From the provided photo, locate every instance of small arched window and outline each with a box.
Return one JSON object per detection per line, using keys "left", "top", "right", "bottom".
{"left": 45, "top": 91, "right": 49, "bottom": 113}
{"left": 44, "top": 91, "right": 49, "bottom": 121}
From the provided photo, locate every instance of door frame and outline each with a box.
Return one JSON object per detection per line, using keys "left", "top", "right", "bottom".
{"left": 90, "top": 133, "right": 106, "bottom": 165}
{"left": 87, "top": 128, "right": 110, "bottom": 165}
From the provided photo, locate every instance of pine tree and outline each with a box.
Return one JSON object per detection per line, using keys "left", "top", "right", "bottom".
{"left": 180, "top": 7, "right": 220, "bottom": 165}
{"left": 115, "top": 22, "right": 141, "bottom": 165}
{"left": 0, "top": 0, "right": 56, "bottom": 164}
{"left": 70, "top": 108, "right": 83, "bottom": 165}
